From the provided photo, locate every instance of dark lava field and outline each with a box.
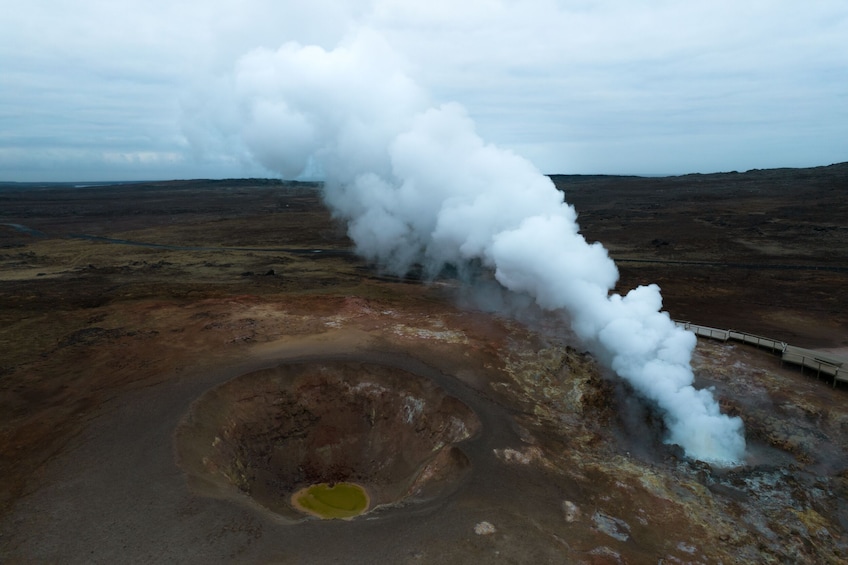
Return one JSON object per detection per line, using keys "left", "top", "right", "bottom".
{"left": 1, "top": 164, "right": 847, "bottom": 563}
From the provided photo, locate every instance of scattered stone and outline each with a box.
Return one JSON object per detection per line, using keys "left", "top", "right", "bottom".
{"left": 562, "top": 500, "right": 580, "bottom": 523}
{"left": 513, "top": 424, "right": 537, "bottom": 445}
{"left": 474, "top": 521, "right": 496, "bottom": 535}
{"left": 493, "top": 446, "right": 543, "bottom": 465}
{"left": 592, "top": 511, "right": 630, "bottom": 542}
{"left": 676, "top": 541, "right": 697, "bottom": 554}
{"left": 589, "top": 546, "right": 625, "bottom": 564}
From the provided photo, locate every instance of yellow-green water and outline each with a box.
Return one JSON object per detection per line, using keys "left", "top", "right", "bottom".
{"left": 292, "top": 482, "right": 370, "bottom": 519}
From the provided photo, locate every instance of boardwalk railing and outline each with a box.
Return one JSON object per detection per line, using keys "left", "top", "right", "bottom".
{"left": 675, "top": 321, "right": 848, "bottom": 386}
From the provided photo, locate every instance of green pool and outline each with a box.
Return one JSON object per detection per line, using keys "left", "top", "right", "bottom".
{"left": 292, "top": 482, "right": 370, "bottom": 519}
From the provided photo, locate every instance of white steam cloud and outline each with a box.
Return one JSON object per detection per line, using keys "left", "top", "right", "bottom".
{"left": 199, "top": 30, "right": 746, "bottom": 465}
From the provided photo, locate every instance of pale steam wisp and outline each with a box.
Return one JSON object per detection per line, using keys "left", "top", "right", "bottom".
{"left": 193, "top": 31, "right": 746, "bottom": 465}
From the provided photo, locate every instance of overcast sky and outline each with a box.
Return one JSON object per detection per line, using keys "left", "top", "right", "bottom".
{"left": 2, "top": 0, "right": 846, "bottom": 181}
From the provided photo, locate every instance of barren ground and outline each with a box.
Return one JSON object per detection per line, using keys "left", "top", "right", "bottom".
{"left": 1, "top": 166, "right": 847, "bottom": 563}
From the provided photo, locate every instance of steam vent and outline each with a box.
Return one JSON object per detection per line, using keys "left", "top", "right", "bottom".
{"left": 175, "top": 362, "right": 480, "bottom": 520}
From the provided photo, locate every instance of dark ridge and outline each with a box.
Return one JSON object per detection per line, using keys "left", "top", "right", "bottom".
{"left": 0, "top": 178, "right": 321, "bottom": 193}
{"left": 549, "top": 161, "right": 848, "bottom": 194}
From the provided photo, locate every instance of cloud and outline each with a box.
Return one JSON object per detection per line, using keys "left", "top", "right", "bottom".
{"left": 1, "top": 1, "right": 846, "bottom": 180}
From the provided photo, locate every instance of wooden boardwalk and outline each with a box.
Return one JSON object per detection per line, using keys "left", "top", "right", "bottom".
{"left": 675, "top": 321, "right": 848, "bottom": 386}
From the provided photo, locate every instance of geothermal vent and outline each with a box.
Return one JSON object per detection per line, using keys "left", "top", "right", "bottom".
{"left": 175, "top": 362, "right": 480, "bottom": 520}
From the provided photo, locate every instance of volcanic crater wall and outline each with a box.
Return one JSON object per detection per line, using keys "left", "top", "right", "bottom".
{"left": 175, "top": 361, "right": 481, "bottom": 519}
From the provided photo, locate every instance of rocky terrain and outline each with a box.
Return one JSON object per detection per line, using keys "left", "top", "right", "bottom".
{"left": 552, "top": 163, "right": 848, "bottom": 349}
{"left": 0, "top": 165, "right": 846, "bottom": 563}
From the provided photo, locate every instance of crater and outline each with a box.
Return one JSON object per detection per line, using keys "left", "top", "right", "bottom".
{"left": 175, "top": 361, "right": 480, "bottom": 520}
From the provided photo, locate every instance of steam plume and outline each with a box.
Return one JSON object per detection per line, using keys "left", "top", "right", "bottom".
{"left": 206, "top": 31, "right": 746, "bottom": 465}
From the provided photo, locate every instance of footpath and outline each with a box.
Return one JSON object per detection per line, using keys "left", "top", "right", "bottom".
{"left": 675, "top": 321, "right": 848, "bottom": 386}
